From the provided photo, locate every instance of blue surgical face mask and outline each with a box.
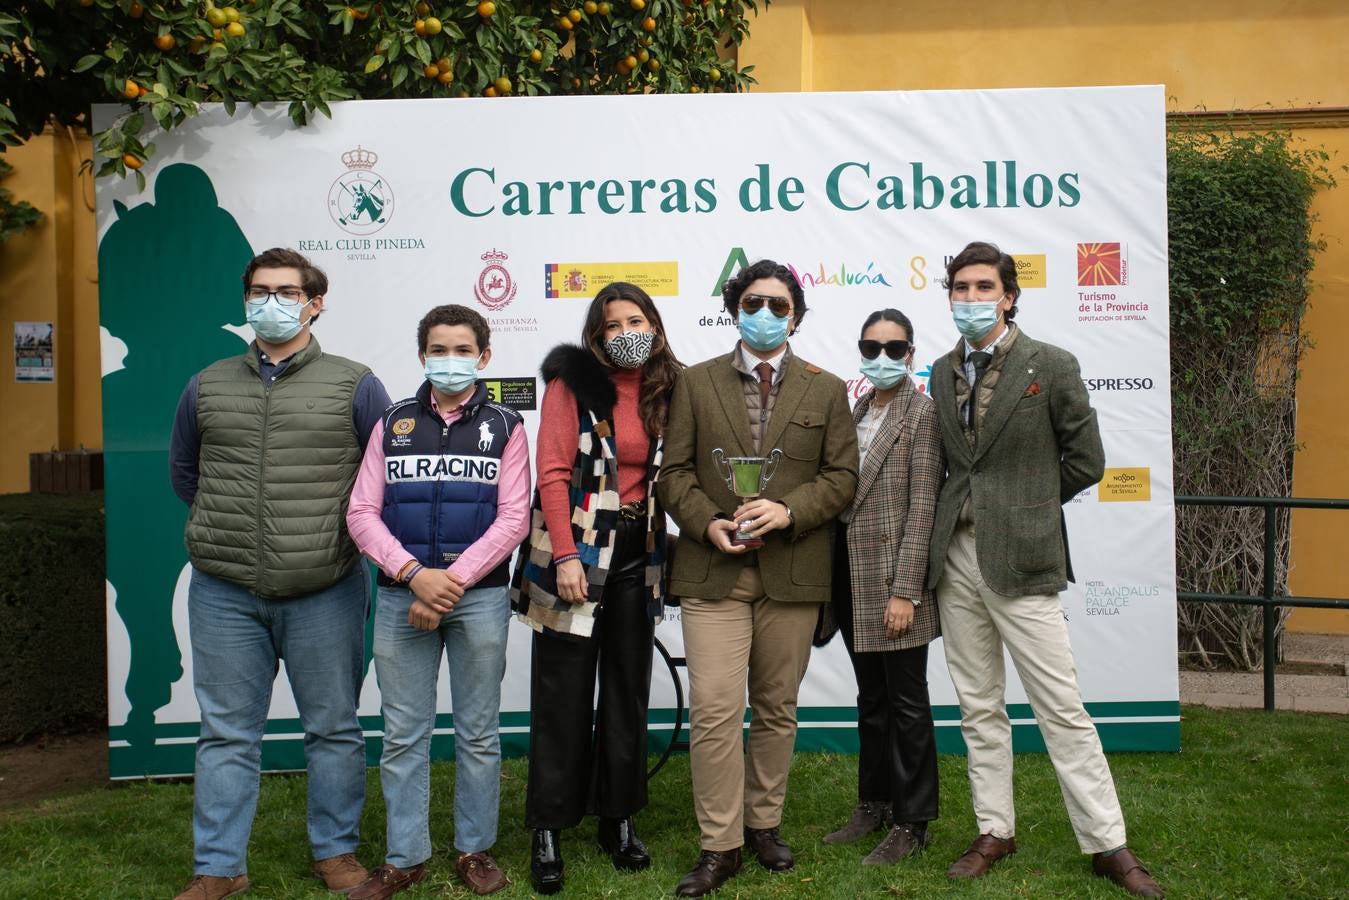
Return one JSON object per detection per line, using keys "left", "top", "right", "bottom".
{"left": 424, "top": 354, "right": 481, "bottom": 395}
{"left": 951, "top": 300, "right": 1002, "bottom": 342}
{"left": 738, "top": 306, "right": 790, "bottom": 352}
{"left": 246, "top": 295, "right": 314, "bottom": 343}
{"left": 860, "top": 355, "right": 910, "bottom": 390}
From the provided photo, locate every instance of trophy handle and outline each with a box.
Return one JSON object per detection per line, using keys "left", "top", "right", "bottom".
{"left": 711, "top": 448, "right": 734, "bottom": 492}
{"left": 762, "top": 448, "right": 783, "bottom": 486}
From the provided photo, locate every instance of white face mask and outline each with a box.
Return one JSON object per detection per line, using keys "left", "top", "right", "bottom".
{"left": 424, "top": 354, "right": 481, "bottom": 394}
{"left": 603, "top": 330, "right": 655, "bottom": 369}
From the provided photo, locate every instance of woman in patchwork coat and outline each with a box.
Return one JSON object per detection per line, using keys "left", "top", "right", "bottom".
{"left": 512, "top": 282, "right": 681, "bottom": 894}
{"left": 824, "top": 307, "right": 945, "bottom": 866}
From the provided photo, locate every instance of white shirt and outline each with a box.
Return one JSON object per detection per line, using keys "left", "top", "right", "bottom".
{"left": 739, "top": 342, "right": 788, "bottom": 385}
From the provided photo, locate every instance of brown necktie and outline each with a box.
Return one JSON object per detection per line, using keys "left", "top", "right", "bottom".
{"left": 755, "top": 362, "right": 773, "bottom": 410}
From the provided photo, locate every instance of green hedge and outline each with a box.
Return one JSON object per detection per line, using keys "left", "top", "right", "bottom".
{"left": 0, "top": 492, "right": 107, "bottom": 741}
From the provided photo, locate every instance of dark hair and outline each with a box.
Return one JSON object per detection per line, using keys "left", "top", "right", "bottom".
{"left": 582, "top": 282, "right": 683, "bottom": 439}
{"left": 943, "top": 241, "right": 1021, "bottom": 321}
{"left": 417, "top": 304, "right": 491, "bottom": 354}
{"left": 859, "top": 308, "right": 915, "bottom": 347}
{"left": 720, "top": 258, "right": 808, "bottom": 327}
{"left": 242, "top": 247, "right": 329, "bottom": 300}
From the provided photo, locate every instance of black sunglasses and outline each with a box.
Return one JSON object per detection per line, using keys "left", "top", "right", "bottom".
{"left": 858, "top": 339, "right": 912, "bottom": 360}
{"left": 739, "top": 294, "right": 793, "bottom": 318}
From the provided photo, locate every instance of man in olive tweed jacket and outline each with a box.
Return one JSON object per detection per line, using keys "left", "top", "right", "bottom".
{"left": 926, "top": 242, "right": 1162, "bottom": 898}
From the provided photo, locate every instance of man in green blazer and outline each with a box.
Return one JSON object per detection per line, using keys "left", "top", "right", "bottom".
{"left": 927, "top": 242, "right": 1162, "bottom": 898}
{"left": 659, "top": 259, "right": 858, "bottom": 897}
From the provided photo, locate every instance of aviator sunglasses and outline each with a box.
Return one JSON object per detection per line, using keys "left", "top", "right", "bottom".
{"left": 858, "top": 339, "right": 912, "bottom": 360}
{"left": 739, "top": 294, "right": 793, "bottom": 318}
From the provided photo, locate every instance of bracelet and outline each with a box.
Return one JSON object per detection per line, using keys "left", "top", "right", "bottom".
{"left": 402, "top": 563, "right": 424, "bottom": 584}
{"left": 394, "top": 559, "right": 418, "bottom": 582}
{"left": 553, "top": 553, "right": 580, "bottom": 566}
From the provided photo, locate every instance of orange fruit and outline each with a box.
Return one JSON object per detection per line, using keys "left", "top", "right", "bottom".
{"left": 206, "top": 7, "right": 227, "bottom": 25}
{"left": 630, "top": 0, "right": 644, "bottom": 9}
{"left": 213, "top": 26, "right": 223, "bottom": 38}
{"left": 567, "top": 8, "right": 581, "bottom": 22}
{"left": 123, "top": 153, "right": 143, "bottom": 170}
{"left": 583, "top": 0, "right": 597, "bottom": 12}
{"left": 529, "top": 48, "right": 542, "bottom": 63}
{"left": 493, "top": 75, "right": 511, "bottom": 93}
{"left": 123, "top": 79, "right": 140, "bottom": 99}
{"left": 423, "top": 16, "right": 441, "bottom": 34}
{"left": 597, "top": 1, "right": 610, "bottom": 13}
{"left": 708, "top": 66, "right": 721, "bottom": 82}
{"left": 436, "top": 57, "right": 452, "bottom": 72}
{"left": 225, "top": 20, "right": 245, "bottom": 36}
{"left": 414, "top": 17, "right": 426, "bottom": 34}
{"left": 624, "top": 54, "right": 637, "bottom": 69}
{"left": 188, "top": 35, "right": 206, "bottom": 52}
{"left": 223, "top": 6, "right": 239, "bottom": 22}
{"left": 641, "top": 15, "right": 655, "bottom": 30}
{"left": 129, "top": 1, "right": 145, "bottom": 17}
{"left": 345, "top": 7, "right": 357, "bottom": 18}
{"left": 483, "top": 85, "right": 498, "bottom": 97}
{"left": 423, "top": 63, "right": 439, "bottom": 77}
{"left": 154, "top": 33, "right": 176, "bottom": 50}
{"left": 437, "top": 70, "right": 454, "bottom": 84}
{"left": 477, "top": 0, "right": 495, "bottom": 16}
{"left": 557, "top": 16, "right": 572, "bottom": 30}
{"left": 647, "top": 57, "right": 660, "bottom": 71}
{"left": 414, "top": 1, "right": 429, "bottom": 14}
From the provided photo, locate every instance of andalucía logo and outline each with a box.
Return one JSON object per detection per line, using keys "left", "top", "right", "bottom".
{"left": 329, "top": 147, "right": 394, "bottom": 236}
{"left": 1076, "top": 242, "right": 1128, "bottom": 286}
{"left": 475, "top": 249, "right": 518, "bottom": 311}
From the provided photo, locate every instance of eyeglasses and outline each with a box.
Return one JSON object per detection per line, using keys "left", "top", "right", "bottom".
{"left": 245, "top": 287, "right": 307, "bottom": 306}
{"left": 739, "top": 294, "right": 792, "bottom": 318}
{"left": 858, "top": 339, "right": 912, "bottom": 360}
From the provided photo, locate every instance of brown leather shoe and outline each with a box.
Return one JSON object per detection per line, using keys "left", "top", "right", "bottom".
{"left": 674, "top": 848, "right": 743, "bottom": 897}
{"left": 457, "top": 851, "right": 508, "bottom": 896}
{"left": 743, "top": 826, "right": 794, "bottom": 872}
{"left": 1093, "top": 848, "right": 1164, "bottom": 897}
{"left": 347, "top": 864, "right": 426, "bottom": 900}
{"left": 823, "top": 801, "right": 891, "bottom": 845}
{"left": 862, "top": 823, "right": 930, "bottom": 866}
{"left": 174, "top": 875, "right": 249, "bottom": 900}
{"left": 313, "top": 853, "right": 369, "bottom": 894}
{"left": 946, "top": 833, "right": 1016, "bottom": 878}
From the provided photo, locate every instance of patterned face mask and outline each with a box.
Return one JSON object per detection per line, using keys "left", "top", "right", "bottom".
{"left": 603, "top": 330, "right": 656, "bottom": 369}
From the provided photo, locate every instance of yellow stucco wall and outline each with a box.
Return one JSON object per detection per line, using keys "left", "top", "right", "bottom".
{"left": 0, "top": 131, "right": 101, "bottom": 493}
{"left": 741, "top": 0, "right": 1349, "bottom": 632}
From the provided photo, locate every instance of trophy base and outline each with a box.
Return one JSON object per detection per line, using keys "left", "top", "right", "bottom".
{"left": 731, "top": 525, "right": 764, "bottom": 549}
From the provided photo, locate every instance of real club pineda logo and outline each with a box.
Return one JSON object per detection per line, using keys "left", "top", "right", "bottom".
{"left": 329, "top": 146, "right": 394, "bottom": 236}
{"left": 1077, "top": 242, "right": 1128, "bottom": 286}
{"left": 474, "top": 249, "right": 519, "bottom": 311}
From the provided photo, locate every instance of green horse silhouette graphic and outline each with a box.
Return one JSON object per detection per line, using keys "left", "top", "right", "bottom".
{"left": 340, "top": 183, "right": 385, "bottom": 225}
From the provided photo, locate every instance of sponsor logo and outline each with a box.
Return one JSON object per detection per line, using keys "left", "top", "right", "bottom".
{"left": 483, "top": 377, "right": 538, "bottom": 411}
{"left": 711, "top": 247, "right": 892, "bottom": 296}
{"left": 1077, "top": 242, "right": 1128, "bottom": 286}
{"left": 1098, "top": 466, "right": 1151, "bottom": 502}
{"left": 391, "top": 417, "right": 416, "bottom": 436}
{"left": 545, "top": 261, "right": 679, "bottom": 298}
{"left": 385, "top": 454, "right": 501, "bottom": 485}
{"left": 329, "top": 146, "right": 394, "bottom": 236}
{"left": 474, "top": 249, "right": 518, "bottom": 311}
{"left": 1010, "top": 253, "right": 1047, "bottom": 288}
{"left": 1083, "top": 579, "right": 1161, "bottom": 617}
{"left": 477, "top": 421, "right": 496, "bottom": 451}
{"left": 1083, "top": 376, "right": 1155, "bottom": 391}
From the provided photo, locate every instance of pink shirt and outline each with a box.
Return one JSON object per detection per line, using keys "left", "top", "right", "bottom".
{"left": 347, "top": 394, "right": 531, "bottom": 587}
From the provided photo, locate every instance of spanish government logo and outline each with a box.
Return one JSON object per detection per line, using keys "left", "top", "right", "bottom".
{"left": 475, "top": 249, "right": 518, "bottom": 311}
{"left": 329, "top": 146, "right": 394, "bottom": 236}
{"left": 1077, "top": 242, "right": 1127, "bottom": 286}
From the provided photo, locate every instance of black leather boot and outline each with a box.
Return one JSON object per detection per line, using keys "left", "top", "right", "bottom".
{"left": 531, "top": 828, "right": 564, "bottom": 894}
{"left": 597, "top": 816, "right": 650, "bottom": 871}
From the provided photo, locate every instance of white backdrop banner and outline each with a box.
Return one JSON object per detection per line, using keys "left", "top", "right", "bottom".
{"left": 96, "top": 86, "right": 1177, "bottom": 778}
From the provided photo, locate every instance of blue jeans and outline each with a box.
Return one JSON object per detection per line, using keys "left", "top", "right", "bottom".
{"left": 374, "top": 583, "right": 510, "bottom": 864}
{"left": 188, "top": 567, "right": 368, "bottom": 877}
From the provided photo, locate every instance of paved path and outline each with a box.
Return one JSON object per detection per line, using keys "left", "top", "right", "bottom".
{"left": 1179, "top": 632, "right": 1348, "bottom": 714}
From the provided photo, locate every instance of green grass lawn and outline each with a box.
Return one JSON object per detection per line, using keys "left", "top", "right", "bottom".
{"left": 1, "top": 706, "right": 1345, "bottom": 899}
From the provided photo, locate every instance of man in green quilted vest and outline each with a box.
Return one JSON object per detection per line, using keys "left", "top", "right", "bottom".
{"left": 169, "top": 248, "right": 391, "bottom": 900}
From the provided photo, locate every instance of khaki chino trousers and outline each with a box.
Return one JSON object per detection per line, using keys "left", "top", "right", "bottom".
{"left": 937, "top": 522, "right": 1128, "bottom": 854}
{"left": 680, "top": 563, "right": 821, "bottom": 851}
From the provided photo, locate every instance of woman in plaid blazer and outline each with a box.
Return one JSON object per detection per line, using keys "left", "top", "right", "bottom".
{"left": 824, "top": 308, "right": 944, "bottom": 866}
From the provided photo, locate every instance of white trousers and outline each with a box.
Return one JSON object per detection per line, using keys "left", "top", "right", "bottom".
{"left": 937, "top": 523, "right": 1127, "bottom": 853}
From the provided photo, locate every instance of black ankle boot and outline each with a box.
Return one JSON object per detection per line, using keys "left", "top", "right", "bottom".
{"left": 531, "top": 828, "right": 564, "bottom": 894}
{"left": 598, "top": 816, "right": 651, "bottom": 871}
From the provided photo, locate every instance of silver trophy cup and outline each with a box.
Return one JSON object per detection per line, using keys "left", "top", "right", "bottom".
{"left": 712, "top": 447, "right": 783, "bottom": 548}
